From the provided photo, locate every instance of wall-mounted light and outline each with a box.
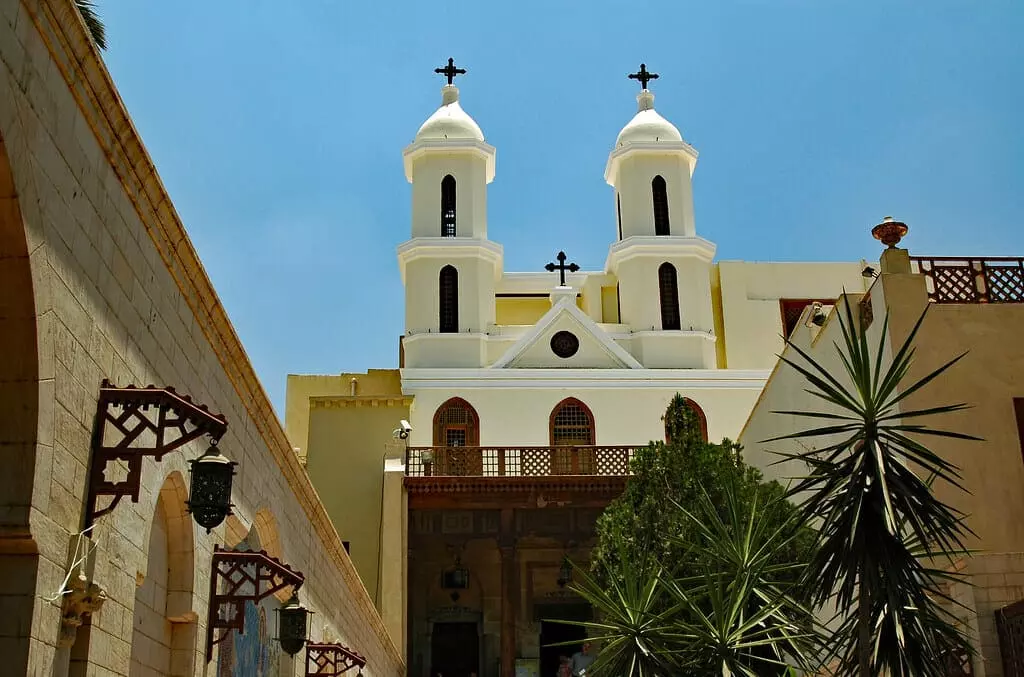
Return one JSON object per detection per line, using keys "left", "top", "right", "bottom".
{"left": 862, "top": 266, "right": 879, "bottom": 279}
{"left": 811, "top": 302, "right": 827, "bottom": 327}
{"left": 187, "top": 440, "right": 238, "bottom": 533}
{"left": 278, "top": 591, "right": 311, "bottom": 656}
{"left": 557, "top": 557, "right": 573, "bottom": 588}
{"left": 85, "top": 381, "right": 232, "bottom": 530}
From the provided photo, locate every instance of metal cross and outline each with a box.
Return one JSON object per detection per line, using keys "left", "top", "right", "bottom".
{"left": 545, "top": 251, "right": 580, "bottom": 287}
{"left": 435, "top": 57, "right": 467, "bottom": 85}
{"left": 628, "top": 63, "right": 659, "bottom": 90}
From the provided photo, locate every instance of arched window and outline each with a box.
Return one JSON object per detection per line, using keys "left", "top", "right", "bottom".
{"left": 433, "top": 398, "right": 481, "bottom": 476}
{"left": 664, "top": 397, "right": 709, "bottom": 444}
{"left": 433, "top": 397, "right": 480, "bottom": 447}
{"left": 441, "top": 175, "right": 457, "bottom": 237}
{"left": 616, "top": 193, "right": 623, "bottom": 240}
{"left": 549, "top": 398, "right": 596, "bottom": 475}
{"left": 659, "top": 262, "right": 681, "bottom": 330}
{"left": 549, "top": 398, "right": 595, "bottom": 446}
{"left": 439, "top": 265, "right": 458, "bottom": 333}
{"left": 652, "top": 175, "right": 670, "bottom": 236}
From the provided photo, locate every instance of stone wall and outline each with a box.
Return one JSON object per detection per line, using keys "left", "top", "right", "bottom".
{"left": 0, "top": 1, "right": 403, "bottom": 675}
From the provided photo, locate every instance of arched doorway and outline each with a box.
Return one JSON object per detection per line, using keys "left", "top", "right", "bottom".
{"left": 0, "top": 129, "right": 41, "bottom": 676}
{"left": 129, "top": 472, "right": 197, "bottom": 676}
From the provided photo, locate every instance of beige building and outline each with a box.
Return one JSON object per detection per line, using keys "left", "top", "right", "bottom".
{"left": 1, "top": 2, "right": 402, "bottom": 676}
{"left": 287, "top": 62, "right": 877, "bottom": 677}
{"left": 739, "top": 238, "right": 1024, "bottom": 676}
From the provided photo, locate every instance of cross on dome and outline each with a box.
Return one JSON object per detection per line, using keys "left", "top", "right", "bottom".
{"left": 628, "top": 63, "right": 659, "bottom": 90}
{"left": 434, "top": 57, "right": 467, "bottom": 86}
{"left": 545, "top": 251, "right": 580, "bottom": 287}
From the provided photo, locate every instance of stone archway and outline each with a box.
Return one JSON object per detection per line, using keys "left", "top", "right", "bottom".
{"left": 0, "top": 128, "right": 41, "bottom": 676}
{"left": 129, "top": 472, "right": 198, "bottom": 677}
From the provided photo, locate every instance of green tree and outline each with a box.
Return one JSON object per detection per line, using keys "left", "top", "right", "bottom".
{"left": 768, "top": 302, "right": 975, "bottom": 676}
{"left": 75, "top": 0, "right": 107, "bottom": 50}
{"left": 591, "top": 394, "right": 809, "bottom": 587}
{"left": 562, "top": 484, "right": 823, "bottom": 676}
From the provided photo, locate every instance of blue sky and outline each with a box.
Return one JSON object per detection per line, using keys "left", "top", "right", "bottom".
{"left": 100, "top": 1, "right": 1024, "bottom": 416}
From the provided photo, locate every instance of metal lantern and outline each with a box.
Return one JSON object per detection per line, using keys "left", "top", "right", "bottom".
{"left": 277, "top": 592, "right": 309, "bottom": 656}
{"left": 187, "top": 441, "right": 237, "bottom": 533}
{"left": 557, "top": 557, "right": 573, "bottom": 588}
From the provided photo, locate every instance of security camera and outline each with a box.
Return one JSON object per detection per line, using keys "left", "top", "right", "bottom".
{"left": 393, "top": 420, "right": 413, "bottom": 440}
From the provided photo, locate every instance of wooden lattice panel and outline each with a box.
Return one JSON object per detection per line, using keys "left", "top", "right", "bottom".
{"left": 984, "top": 263, "right": 1024, "bottom": 303}
{"left": 930, "top": 264, "right": 979, "bottom": 303}
{"left": 997, "top": 600, "right": 1024, "bottom": 676}
{"left": 595, "top": 447, "right": 632, "bottom": 475}
{"left": 521, "top": 448, "right": 552, "bottom": 476}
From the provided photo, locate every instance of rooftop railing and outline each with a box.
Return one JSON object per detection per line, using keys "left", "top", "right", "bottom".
{"left": 404, "top": 445, "right": 645, "bottom": 478}
{"left": 911, "top": 257, "right": 1024, "bottom": 304}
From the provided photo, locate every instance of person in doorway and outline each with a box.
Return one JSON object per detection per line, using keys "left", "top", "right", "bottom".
{"left": 570, "top": 641, "right": 595, "bottom": 676}
{"left": 557, "top": 655, "right": 572, "bottom": 677}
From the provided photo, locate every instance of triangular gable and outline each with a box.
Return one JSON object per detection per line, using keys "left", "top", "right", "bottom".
{"left": 491, "top": 296, "right": 642, "bottom": 369}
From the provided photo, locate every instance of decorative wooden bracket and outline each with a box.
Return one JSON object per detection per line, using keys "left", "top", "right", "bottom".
{"left": 85, "top": 380, "right": 228, "bottom": 528}
{"left": 306, "top": 642, "right": 367, "bottom": 676}
{"left": 206, "top": 545, "right": 305, "bottom": 662}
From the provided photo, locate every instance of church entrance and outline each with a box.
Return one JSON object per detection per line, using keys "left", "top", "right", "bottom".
{"left": 431, "top": 621, "right": 479, "bottom": 677}
{"left": 537, "top": 603, "right": 590, "bottom": 677}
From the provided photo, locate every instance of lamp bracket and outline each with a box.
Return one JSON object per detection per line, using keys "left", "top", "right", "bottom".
{"left": 306, "top": 642, "right": 367, "bottom": 676}
{"left": 85, "top": 380, "right": 228, "bottom": 528}
{"left": 205, "top": 545, "right": 305, "bottom": 662}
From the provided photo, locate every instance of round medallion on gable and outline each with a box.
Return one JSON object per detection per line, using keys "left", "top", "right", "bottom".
{"left": 550, "top": 331, "right": 580, "bottom": 359}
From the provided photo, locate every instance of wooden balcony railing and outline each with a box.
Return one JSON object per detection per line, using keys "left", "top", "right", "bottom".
{"left": 911, "top": 257, "right": 1024, "bottom": 304}
{"left": 404, "top": 446, "right": 644, "bottom": 478}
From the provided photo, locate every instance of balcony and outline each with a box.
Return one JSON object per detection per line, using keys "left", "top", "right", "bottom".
{"left": 911, "top": 257, "right": 1024, "bottom": 304}
{"left": 404, "top": 445, "right": 643, "bottom": 477}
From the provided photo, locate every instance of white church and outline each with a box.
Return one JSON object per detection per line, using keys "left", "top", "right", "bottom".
{"left": 285, "top": 61, "right": 874, "bottom": 677}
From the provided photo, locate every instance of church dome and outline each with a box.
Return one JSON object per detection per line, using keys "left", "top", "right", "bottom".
{"left": 615, "top": 90, "right": 683, "bottom": 147}
{"left": 415, "top": 85, "right": 485, "bottom": 142}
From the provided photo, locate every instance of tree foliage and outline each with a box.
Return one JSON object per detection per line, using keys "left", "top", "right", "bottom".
{"left": 75, "top": 0, "right": 107, "bottom": 50}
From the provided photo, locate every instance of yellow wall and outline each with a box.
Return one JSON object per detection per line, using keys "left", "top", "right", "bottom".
{"left": 286, "top": 370, "right": 411, "bottom": 607}
{"left": 495, "top": 297, "right": 551, "bottom": 325}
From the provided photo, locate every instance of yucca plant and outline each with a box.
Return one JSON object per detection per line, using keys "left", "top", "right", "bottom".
{"left": 767, "top": 299, "right": 977, "bottom": 676}
{"left": 550, "top": 484, "right": 821, "bottom": 676}
{"left": 75, "top": 0, "right": 107, "bottom": 50}
{"left": 663, "top": 486, "right": 825, "bottom": 676}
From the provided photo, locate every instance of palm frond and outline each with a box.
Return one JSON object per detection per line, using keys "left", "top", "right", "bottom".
{"left": 75, "top": 0, "right": 107, "bottom": 50}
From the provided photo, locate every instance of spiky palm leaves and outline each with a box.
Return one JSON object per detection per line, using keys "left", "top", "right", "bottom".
{"left": 75, "top": 0, "right": 107, "bottom": 50}
{"left": 552, "top": 486, "right": 822, "bottom": 676}
{"left": 768, "top": 299, "right": 976, "bottom": 676}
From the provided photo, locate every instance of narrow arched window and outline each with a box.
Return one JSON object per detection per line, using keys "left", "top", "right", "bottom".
{"left": 659, "top": 262, "right": 681, "bottom": 330}
{"left": 441, "top": 175, "right": 457, "bottom": 237}
{"left": 616, "top": 193, "right": 623, "bottom": 240}
{"left": 652, "top": 175, "right": 670, "bottom": 236}
{"left": 433, "top": 398, "right": 480, "bottom": 447}
{"left": 665, "top": 397, "right": 709, "bottom": 444}
{"left": 439, "top": 265, "right": 458, "bottom": 333}
{"left": 549, "top": 398, "right": 595, "bottom": 446}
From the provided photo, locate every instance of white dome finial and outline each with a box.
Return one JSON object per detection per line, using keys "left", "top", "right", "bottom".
{"left": 441, "top": 85, "right": 459, "bottom": 105}
{"left": 637, "top": 90, "right": 655, "bottom": 112}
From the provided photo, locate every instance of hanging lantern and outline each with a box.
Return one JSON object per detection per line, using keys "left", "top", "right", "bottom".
{"left": 187, "top": 441, "right": 237, "bottom": 533}
{"left": 277, "top": 592, "right": 309, "bottom": 656}
{"left": 557, "top": 557, "right": 573, "bottom": 588}
{"left": 442, "top": 556, "right": 469, "bottom": 590}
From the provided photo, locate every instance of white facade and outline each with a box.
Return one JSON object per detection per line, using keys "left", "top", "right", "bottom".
{"left": 397, "top": 77, "right": 872, "bottom": 447}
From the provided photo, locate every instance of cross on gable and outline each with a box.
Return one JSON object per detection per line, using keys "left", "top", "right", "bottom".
{"left": 545, "top": 251, "right": 580, "bottom": 287}
{"left": 628, "top": 63, "right": 659, "bottom": 90}
{"left": 435, "top": 57, "right": 467, "bottom": 86}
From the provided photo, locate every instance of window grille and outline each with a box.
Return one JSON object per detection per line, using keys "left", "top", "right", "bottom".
{"left": 441, "top": 175, "right": 456, "bottom": 237}
{"left": 439, "top": 266, "right": 458, "bottom": 333}
{"left": 550, "top": 399, "right": 595, "bottom": 446}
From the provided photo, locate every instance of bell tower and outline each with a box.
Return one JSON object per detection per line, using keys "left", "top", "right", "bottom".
{"left": 398, "top": 59, "right": 502, "bottom": 368}
{"left": 604, "top": 65, "right": 717, "bottom": 369}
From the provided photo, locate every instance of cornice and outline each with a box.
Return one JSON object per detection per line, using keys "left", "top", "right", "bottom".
{"left": 604, "top": 140, "right": 699, "bottom": 185}
{"left": 403, "top": 139, "right": 496, "bottom": 183}
{"left": 400, "top": 368, "right": 771, "bottom": 391}
{"left": 24, "top": 1, "right": 402, "bottom": 666}
{"left": 397, "top": 238, "right": 503, "bottom": 283}
{"left": 310, "top": 396, "right": 414, "bottom": 410}
{"left": 606, "top": 235, "right": 717, "bottom": 273}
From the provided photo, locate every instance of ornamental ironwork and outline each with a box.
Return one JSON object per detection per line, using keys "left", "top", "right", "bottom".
{"left": 306, "top": 642, "right": 367, "bottom": 676}
{"left": 85, "top": 380, "right": 228, "bottom": 528}
{"left": 206, "top": 546, "right": 305, "bottom": 662}
{"left": 997, "top": 599, "right": 1024, "bottom": 677}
